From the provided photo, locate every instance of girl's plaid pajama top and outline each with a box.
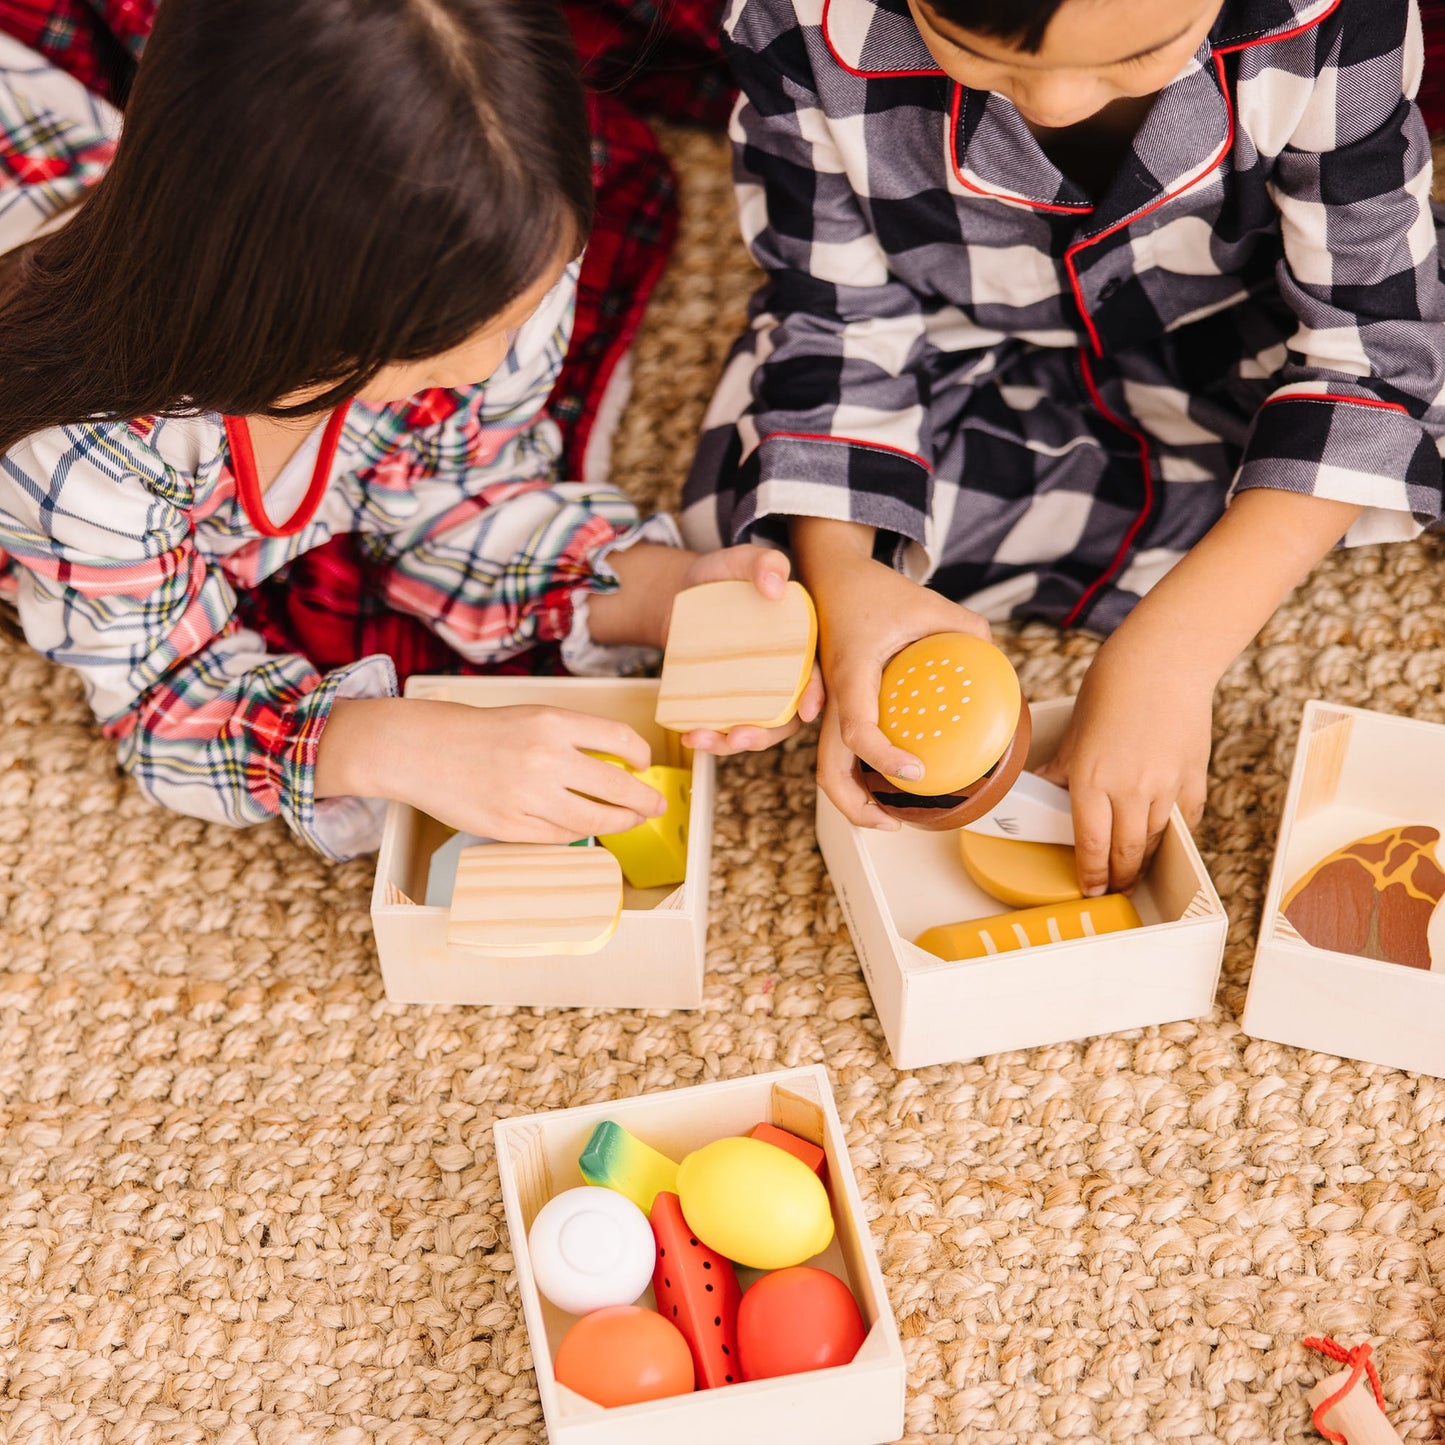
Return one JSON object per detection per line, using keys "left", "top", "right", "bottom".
{"left": 685, "top": 0, "right": 1445, "bottom": 630}
{"left": 0, "top": 37, "right": 674, "bottom": 860}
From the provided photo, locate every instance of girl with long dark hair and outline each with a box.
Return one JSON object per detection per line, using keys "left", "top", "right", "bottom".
{"left": 0, "top": 0, "right": 808, "bottom": 859}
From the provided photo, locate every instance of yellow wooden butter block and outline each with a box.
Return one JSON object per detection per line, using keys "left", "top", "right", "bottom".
{"left": 656, "top": 579, "right": 817, "bottom": 733}
{"left": 957, "top": 831, "right": 1083, "bottom": 908}
{"left": 914, "top": 893, "right": 1141, "bottom": 961}
{"left": 597, "top": 765, "right": 691, "bottom": 890}
{"left": 446, "top": 844, "right": 624, "bottom": 955}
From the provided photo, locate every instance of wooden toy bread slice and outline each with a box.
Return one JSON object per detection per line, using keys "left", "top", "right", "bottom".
{"left": 957, "top": 831, "right": 1083, "bottom": 908}
{"left": 656, "top": 579, "right": 817, "bottom": 733}
{"left": 446, "top": 844, "right": 623, "bottom": 955}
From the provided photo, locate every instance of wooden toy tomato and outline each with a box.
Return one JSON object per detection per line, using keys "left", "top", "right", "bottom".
{"left": 736, "top": 1267, "right": 867, "bottom": 1380}
{"left": 553, "top": 1305, "right": 695, "bottom": 1408}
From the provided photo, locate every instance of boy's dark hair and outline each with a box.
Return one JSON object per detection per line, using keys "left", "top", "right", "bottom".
{"left": 922, "top": 0, "right": 1071, "bottom": 54}
{"left": 0, "top": 0, "right": 594, "bottom": 454}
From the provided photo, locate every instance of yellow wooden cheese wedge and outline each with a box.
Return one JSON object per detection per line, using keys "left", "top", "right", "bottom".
{"left": 914, "top": 893, "right": 1140, "bottom": 961}
{"left": 597, "top": 765, "right": 691, "bottom": 890}
{"left": 446, "top": 844, "right": 623, "bottom": 955}
{"left": 656, "top": 579, "right": 817, "bottom": 733}
{"left": 877, "top": 634, "right": 1021, "bottom": 795}
{"left": 957, "top": 831, "right": 1083, "bottom": 907}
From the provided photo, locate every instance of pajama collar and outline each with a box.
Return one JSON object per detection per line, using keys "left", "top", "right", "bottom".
{"left": 821, "top": 0, "right": 1342, "bottom": 231}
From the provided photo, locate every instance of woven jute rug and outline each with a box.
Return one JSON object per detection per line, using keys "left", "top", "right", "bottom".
{"left": 5, "top": 126, "right": 1445, "bottom": 1445}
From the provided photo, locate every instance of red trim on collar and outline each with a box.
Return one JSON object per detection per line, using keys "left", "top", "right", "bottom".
{"left": 1213, "top": 0, "right": 1341, "bottom": 53}
{"left": 947, "top": 85, "right": 1095, "bottom": 214}
{"left": 224, "top": 403, "right": 350, "bottom": 538}
{"left": 821, "top": 0, "right": 944, "bottom": 78}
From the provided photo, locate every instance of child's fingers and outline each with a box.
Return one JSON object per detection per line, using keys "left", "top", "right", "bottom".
{"left": 535, "top": 790, "right": 650, "bottom": 840}
{"left": 818, "top": 707, "right": 900, "bottom": 830}
{"left": 1070, "top": 786, "right": 1114, "bottom": 897}
{"left": 1107, "top": 795, "right": 1152, "bottom": 895}
{"left": 568, "top": 754, "right": 667, "bottom": 816}
{"left": 566, "top": 715, "right": 653, "bottom": 774}
{"left": 1135, "top": 796, "right": 1176, "bottom": 887}
{"left": 835, "top": 663, "right": 924, "bottom": 783}
{"left": 798, "top": 664, "right": 825, "bottom": 724}
{"left": 747, "top": 545, "right": 790, "bottom": 598}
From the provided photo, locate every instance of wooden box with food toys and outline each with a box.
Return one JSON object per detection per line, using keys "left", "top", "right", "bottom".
{"left": 1243, "top": 700, "right": 1445, "bottom": 1077}
{"left": 369, "top": 580, "right": 816, "bottom": 1008}
{"left": 493, "top": 1064, "right": 905, "bottom": 1445}
{"left": 815, "top": 631, "right": 1228, "bottom": 1070}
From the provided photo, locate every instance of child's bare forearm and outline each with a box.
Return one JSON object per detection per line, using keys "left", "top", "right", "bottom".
{"left": 1104, "top": 489, "right": 1364, "bottom": 679}
{"left": 586, "top": 542, "right": 695, "bottom": 649}
{"left": 790, "top": 517, "right": 876, "bottom": 589}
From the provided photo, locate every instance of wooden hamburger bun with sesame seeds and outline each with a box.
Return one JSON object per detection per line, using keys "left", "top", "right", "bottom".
{"left": 861, "top": 633, "right": 1032, "bottom": 832}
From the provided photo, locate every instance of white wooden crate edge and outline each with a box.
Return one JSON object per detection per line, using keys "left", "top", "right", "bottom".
{"left": 1243, "top": 699, "right": 1445, "bottom": 1077}
{"left": 493, "top": 1064, "right": 906, "bottom": 1445}
{"left": 818, "top": 695, "right": 1228, "bottom": 1069}
{"left": 370, "top": 676, "right": 714, "bottom": 1010}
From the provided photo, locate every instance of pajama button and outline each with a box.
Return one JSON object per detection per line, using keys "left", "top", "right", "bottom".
{"left": 1099, "top": 277, "right": 1122, "bottom": 300}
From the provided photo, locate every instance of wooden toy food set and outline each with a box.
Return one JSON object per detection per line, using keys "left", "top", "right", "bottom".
{"left": 1243, "top": 701, "right": 1445, "bottom": 1077}
{"left": 494, "top": 1065, "right": 906, "bottom": 1445}
{"left": 817, "top": 635, "right": 1227, "bottom": 1069}
{"left": 370, "top": 582, "right": 815, "bottom": 1009}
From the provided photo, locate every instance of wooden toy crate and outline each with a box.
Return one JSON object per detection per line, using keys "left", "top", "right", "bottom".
{"left": 370, "top": 676, "right": 715, "bottom": 1009}
{"left": 1243, "top": 700, "right": 1445, "bottom": 1076}
{"left": 493, "top": 1065, "right": 906, "bottom": 1445}
{"left": 817, "top": 696, "right": 1226, "bottom": 1068}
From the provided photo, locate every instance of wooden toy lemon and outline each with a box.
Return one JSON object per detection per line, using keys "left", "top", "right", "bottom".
{"left": 675, "top": 1135, "right": 833, "bottom": 1270}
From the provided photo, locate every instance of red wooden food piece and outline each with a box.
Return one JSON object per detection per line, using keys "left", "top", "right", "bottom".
{"left": 649, "top": 1189, "right": 744, "bottom": 1388}
{"left": 736, "top": 1266, "right": 867, "bottom": 1380}
{"left": 748, "top": 1121, "right": 827, "bottom": 1182}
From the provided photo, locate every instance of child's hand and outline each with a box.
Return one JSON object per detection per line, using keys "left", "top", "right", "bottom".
{"left": 1036, "top": 636, "right": 1212, "bottom": 894}
{"left": 318, "top": 698, "right": 668, "bottom": 843}
{"left": 673, "top": 543, "right": 826, "bottom": 757}
{"left": 804, "top": 546, "right": 992, "bottom": 829}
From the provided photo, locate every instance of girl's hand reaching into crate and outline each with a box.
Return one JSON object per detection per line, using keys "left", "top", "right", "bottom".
{"left": 315, "top": 697, "right": 666, "bottom": 843}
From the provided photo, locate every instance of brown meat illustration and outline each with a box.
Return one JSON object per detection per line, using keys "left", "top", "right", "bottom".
{"left": 1282, "top": 825, "right": 1445, "bottom": 970}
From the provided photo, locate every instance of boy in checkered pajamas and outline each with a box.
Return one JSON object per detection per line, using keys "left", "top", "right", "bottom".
{"left": 687, "top": 0, "right": 1445, "bottom": 893}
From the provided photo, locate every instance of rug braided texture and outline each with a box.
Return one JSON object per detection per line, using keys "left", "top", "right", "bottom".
{"left": 5, "top": 127, "right": 1445, "bottom": 1445}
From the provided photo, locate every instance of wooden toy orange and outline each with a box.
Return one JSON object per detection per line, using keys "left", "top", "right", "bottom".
{"left": 656, "top": 579, "right": 817, "bottom": 733}
{"left": 553, "top": 1305, "right": 695, "bottom": 1408}
{"left": 862, "top": 633, "right": 1031, "bottom": 831}
{"left": 736, "top": 1267, "right": 867, "bottom": 1381}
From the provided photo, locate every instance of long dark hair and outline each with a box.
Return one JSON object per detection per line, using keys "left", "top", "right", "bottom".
{"left": 0, "top": 0, "right": 593, "bottom": 455}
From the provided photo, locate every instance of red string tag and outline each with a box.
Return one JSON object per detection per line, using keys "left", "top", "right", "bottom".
{"left": 1304, "top": 1337, "right": 1388, "bottom": 1444}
